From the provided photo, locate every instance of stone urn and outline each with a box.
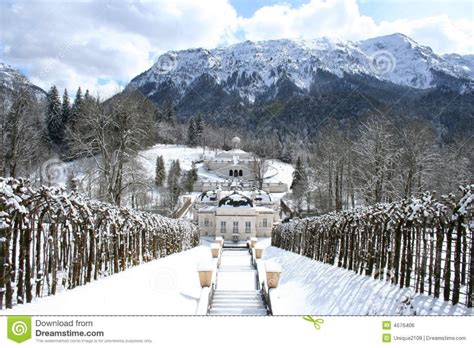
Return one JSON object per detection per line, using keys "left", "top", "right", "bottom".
{"left": 197, "top": 260, "right": 214, "bottom": 288}
{"left": 215, "top": 236, "right": 224, "bottom": 247}
{"left": 210, "top": 243, "right": 221, "bottom": 258}
{"left": 255, "top": 247, "right": 264, "bottom": 259}
{"left": 265, "top": 262, "right": 282, "bottom": 289}
{"left": 250, "top": 237, "right": 258, "bottom": 248}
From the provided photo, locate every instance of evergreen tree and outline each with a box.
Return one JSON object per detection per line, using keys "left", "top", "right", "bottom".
{"left": 195, "top": 114, "right": 204, "bottom": 145}
{"left": 155, "top": 155, "right": 166, "bottom": 187}
{"left": 162, "top": 98, "right": 176, "bottom": 124}
{"left": 187, "top": 118, "right": 197, "bottom": 146}
{"left": 167, "top": 159, "right": 182, "bottom": 208}
{"left": 291, "top": 156, "right": 307, "bottom": 198}
{"left": 71, "top": 87, "right": 83, "bottom": 126}
{"left": 182, "top": 162, "right": 198, "bottom": 193}
{"left": 61, "top": 89, "right": 71, "bottom": 125}
{"left": 46, "top": 85, "right": 64, "bottom": 149}
{"left": 190, "top": 161, "right": 198, "bottom": 182}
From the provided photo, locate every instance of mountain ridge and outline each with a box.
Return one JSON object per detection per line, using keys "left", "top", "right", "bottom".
{"left": 127, "top": 33, "right": 473, "bottom": 108}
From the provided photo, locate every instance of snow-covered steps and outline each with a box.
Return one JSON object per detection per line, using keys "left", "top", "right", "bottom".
{"left": 209, "top": 290, "right": 268, "bottom": 316}
{"left": 207, "top": 248, "right": 269, "bottom": 315}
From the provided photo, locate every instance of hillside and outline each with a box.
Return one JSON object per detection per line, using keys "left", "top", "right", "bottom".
{"left": 126, "top": 33, "right": 474, "bottom": 141}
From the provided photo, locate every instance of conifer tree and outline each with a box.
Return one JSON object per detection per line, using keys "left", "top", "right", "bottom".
{"left": 182, "top": 162, "right": 198, "bottom": 193}
{"left": 167, "top": 159, "right": 182, "bottom": 208}
{"left": 162, "top": 98, "right": 176, "bottom": 124}
{"left": 195, "top": 114, "right": 204, "bottom": 145}
{"left": 187, "top": 118, "right": 197, "bottom": 146}
{"left": 71, "top": 87, "right": 83, "bottom": 126}
{"left": 61, "top": 89, "right": 71, "bottom": 125}
{"left": 46, "top": 85, "right": 64, "bottom": 149}
{"left": 291, "top": 156, "right": 307, "bottom": 198}
{"left": 155, "top": 155, "right": 166, "bottom": 187}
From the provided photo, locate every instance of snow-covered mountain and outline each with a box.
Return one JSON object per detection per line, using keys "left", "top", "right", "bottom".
{"left": 442, "top": 53, "right": 474, "bottom": 79}
{"left": 0, "top": 62, "right": 46, "bottom": 103}
{"left": 128, "top": 33, "right": 473, "bottom": 106}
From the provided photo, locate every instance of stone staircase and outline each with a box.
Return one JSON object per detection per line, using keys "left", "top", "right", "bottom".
{"left": 209, "top": 290, "right": 268, "bottom": 315}
{"left": 208, "top": 249, "right": 269, "bottom": 316}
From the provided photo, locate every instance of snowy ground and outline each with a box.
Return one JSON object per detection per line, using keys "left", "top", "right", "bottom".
{"left": 6, "top": 237, "right": 470, "bottom": 316}
{"left": 138, "top": 144, "right": 294, "bottom": 187}
{"left": 139, "top": 144, "right": 224, "bottom": 182}
{"left": 264, "top": 159, "right": 294, "bottom": 187}
{"left": 259, "top": 244, "right": 472, "bottom": 316}
{"left": 6, "top": 246, "right": 213, "bottom": 315}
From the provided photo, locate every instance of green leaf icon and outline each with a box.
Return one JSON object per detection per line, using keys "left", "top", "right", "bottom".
{"left": 7, "top": 316, "right": 32, "bottom": 343}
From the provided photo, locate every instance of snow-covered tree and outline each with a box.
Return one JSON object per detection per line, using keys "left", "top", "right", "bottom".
{"left": 155, "top": 155, "right": 166, "bottom": 187}
{"left": 291, "top": 156, "right": 308, "bottom": 212}
{"left": 182, "top": 162, "right": 198, "bottom": 193}
{"left": 195, "top": 114, "right": 204, "bottom": 145}
{"left": 68, "top": 90, "right": 155, "bottom": 205}
{"left": 187, "top": 118, "right": 197, "bottom": 146}
{"left": 353, "top": 115, "right": 399, "bottom": 205}
{"left": 61, "top": 89, "right": 71, "bottom": 125}
{"left": 167, "top": 159, "right": 182, "bottom": 209}
{"left": 46, "top": 85, "right": 64, "bottom": 150}
{"left": 3, "top": 87, "right": 42, "bottom": 177}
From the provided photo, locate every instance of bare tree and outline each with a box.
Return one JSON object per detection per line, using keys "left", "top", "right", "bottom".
{"left": 353, "top": 115, "right": 399, "bottom": 205}
{"left": 67, "top": 90, "right": 154, "bottom": 205}
{"left": 2, "top": 86, "right": 45, "bottom": 177}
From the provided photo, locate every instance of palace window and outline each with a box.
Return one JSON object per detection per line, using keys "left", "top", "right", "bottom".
{"left": 233, "top": 221, "right": 239, "bottom": 233}
{"left": 245, "top": 221, "right": 251, "bottom": 233}
{"left": 239, "top": 170, "right": 243, "bottom": 176}
{"left": 220, "top": 221, "right": 226, "bottom": 233}
{"left": 229, "top": 170, "right": 233, "bottom": 176}
{"left": 234, "top": 169, "right": 238, "bottom": 177}
{"left": 263, "top": 218, "right": 268, "bottom": 228}
{"left": 204, "top": 218, "right": 209, "bottom": 227}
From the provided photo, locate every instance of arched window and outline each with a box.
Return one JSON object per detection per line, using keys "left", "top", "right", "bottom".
{"left": 229, "top": 170, "right": 233, "bottom": 176}
{"left": 234, "top": 170, "right": 238, "bottom": 177}
{"left": 239, "top": 170, "right": 243, "bottom": 176}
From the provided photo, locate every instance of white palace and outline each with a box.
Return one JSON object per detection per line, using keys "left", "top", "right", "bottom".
{"left": 192, "top": 137, "right": 281, "bottom": 241}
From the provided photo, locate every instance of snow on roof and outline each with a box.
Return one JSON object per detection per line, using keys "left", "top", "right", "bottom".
{"left": 218, "top": 192, "right": 253, "bottom": 208}
{"left": 198, "top": 190, "right": 218, "bottom": 202}
{"left": 253, "top": 189, "right": 272, "bottom": 203}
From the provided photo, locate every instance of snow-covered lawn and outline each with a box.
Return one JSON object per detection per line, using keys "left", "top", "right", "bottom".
{"left": 138, "top": 144, "right": 294, "bottom": 187}
{"left": 139, "top": 144, "right": 224, "bottom": 181}
{"left": 260, "top": 245, "right": 472, "bottom": 316}
{"left": 264, "top": 159, "right": 294, "bottom": 187}
{"left": 6, "top": 246, "right": 213, "bottom": 315}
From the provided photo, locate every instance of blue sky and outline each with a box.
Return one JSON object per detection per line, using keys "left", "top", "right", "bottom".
{"left": 1, "top": 0, "right": 472, "bottom": 97}
{"left": 230, "top": 0, "right": 474, "bottom": 21}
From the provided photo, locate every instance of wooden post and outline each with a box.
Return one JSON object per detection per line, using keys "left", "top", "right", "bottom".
{"left": 0, "top": 224, "right": 5, "bottom": 309}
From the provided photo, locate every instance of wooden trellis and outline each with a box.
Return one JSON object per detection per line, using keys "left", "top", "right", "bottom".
{"left": 272, "top": 185, "right": 473, "bottom": 308}
{"left": 0, "top": 178, "right": 200, "bottom": 309}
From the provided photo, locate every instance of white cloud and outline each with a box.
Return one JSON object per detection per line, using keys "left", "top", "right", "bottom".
{"left": 240, "top": 0, "right": 473, "bottom": 54}
{"left": 0, "top": 0, "right": 472, "bottom": 98}
{"left": 0, "top": 0, "right": 239, "bottom": 97}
